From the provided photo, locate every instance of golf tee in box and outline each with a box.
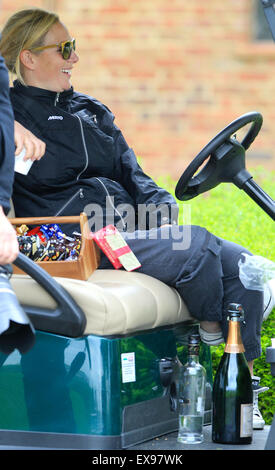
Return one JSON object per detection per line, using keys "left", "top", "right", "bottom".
{"left": 92, "top": 225, "right": 141, "bottom": 271}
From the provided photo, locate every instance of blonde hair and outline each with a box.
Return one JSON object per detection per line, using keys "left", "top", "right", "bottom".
{"left": 0, "top": 8, "right": 59, "bottom": 85}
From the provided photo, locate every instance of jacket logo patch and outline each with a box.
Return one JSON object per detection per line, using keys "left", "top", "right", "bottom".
{"left": 48, "top": 115, "right": 64, "bottom": 120}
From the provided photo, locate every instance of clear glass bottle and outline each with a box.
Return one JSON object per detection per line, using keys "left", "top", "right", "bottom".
{"left": 177, "top": 334, "right": 206, "bottom": 444}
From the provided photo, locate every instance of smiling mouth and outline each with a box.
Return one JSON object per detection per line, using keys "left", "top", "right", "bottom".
{"left": 61, "top": 69, "right": 72, "bottom": 76}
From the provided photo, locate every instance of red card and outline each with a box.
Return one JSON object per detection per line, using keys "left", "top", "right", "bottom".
{"left": 91, "top": 225, "right": 141, "bottom": 271}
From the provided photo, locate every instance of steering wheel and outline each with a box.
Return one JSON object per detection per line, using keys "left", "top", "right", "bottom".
{"left": 175, "top": 112, "right": 275, "bottom": 220}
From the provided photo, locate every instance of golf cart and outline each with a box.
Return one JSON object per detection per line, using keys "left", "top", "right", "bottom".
{"left": 0, "top": 108, "right": 273, "bottom": 450}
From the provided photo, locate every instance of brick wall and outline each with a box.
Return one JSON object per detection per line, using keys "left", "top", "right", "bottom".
{"left": 1, "top": 0, "right": 275, "bottom": 179}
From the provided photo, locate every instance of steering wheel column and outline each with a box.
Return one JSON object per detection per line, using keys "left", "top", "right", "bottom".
{"left": 175, "top": 112, "right": 275, "bottom": 220}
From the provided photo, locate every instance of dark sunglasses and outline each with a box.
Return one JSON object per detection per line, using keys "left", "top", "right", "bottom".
{"left": 31, "top": 39, "right": 76, "bottom": 60}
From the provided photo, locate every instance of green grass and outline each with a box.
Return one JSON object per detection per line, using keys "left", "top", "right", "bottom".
{"left": 156, "top": 166, "right": 275, "bottom": 425}
{"left": 158, "top": 167, "right": 274, "bottom": 258}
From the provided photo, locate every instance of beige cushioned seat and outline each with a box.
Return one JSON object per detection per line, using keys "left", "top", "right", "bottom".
{"left": 11, "top": 269, "right": 193, "bottom": 337}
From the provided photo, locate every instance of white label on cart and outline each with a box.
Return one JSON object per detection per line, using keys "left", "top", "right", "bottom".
{"left": 240, "top": 403, "right": 253, "bottom": 437}
{"left": 121, "top": 352, "right": 136, "bottom": 383}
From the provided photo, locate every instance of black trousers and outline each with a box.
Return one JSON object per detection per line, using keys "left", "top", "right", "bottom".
{"left": 99, "top": 225, "right": 263, "bottom": 362}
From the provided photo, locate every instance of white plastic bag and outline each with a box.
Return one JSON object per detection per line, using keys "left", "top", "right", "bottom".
{"left": 238, "top": 253, "right": 275, "bottom": 291}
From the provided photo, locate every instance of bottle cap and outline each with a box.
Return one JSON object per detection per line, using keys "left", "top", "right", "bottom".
{"left": 227, "top": 303, "right": 244, "bottom": 321}
{"left": 188, "top": 334, "right": 201, "bottom": 344}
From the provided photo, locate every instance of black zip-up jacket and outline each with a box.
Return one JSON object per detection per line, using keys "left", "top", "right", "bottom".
{"left": 0, "top": 55, "right": 15, "bottom": 215}
{"left": 10, "top": 81, "right": 178, "bottom": 234}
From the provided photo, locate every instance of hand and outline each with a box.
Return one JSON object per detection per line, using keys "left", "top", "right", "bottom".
{"left": 0, "top": 207, "right": 19, "bottom": 264}
{"left": 14, "top": 121, "right": 46, "bottom": 161}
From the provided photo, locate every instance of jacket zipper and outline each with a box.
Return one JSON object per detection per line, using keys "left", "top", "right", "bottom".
{"left": 75, "top": 115, "right": 126, "bottom": 229}
{"left": 54, "top": 180, "right": 126, "bottom": 230}
{"left": 54, "top": 97, "right": 88, "bottom": 180}
{"left": 94, "top": 177, "right": 126, "bottom": 231}
{"left": 54, "top": 92, "right": 60, "bottom": 106}
{"left": 54, "top": 188, "right": 84, "bottom": 216}
{"left": 75, "top": 114, "right": 89, "bottom": 181}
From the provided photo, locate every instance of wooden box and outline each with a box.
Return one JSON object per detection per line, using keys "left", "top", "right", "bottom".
{"left": 10, "top": 213, "right": 100, "bottom": 280}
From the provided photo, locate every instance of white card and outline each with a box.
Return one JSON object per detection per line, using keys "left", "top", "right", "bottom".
{"left": 14, "top": 148, "right": 34, "bottom": 175}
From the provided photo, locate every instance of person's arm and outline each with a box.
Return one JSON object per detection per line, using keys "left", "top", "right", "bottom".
{"left": 0, "top": 54, "right": 15, "bottom": 216}
{"left": 86, "top": 97, "right": 179, "bottom": 227}
{"left": 0, "top": 206, "right": 19, "bottom": 264}
{"left": 0, "top": 54, "right": 46, "bottom": 217}
{"left": 112, "top": 123, "right": 179, "bottom": 227}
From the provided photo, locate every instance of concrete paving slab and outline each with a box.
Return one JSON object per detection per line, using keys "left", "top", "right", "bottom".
{"left": 128, "top": 425, "right": 272, "bottom": 451}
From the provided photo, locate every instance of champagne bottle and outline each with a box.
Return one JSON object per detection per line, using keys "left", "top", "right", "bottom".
{"left": 212, "top": 303, "right": 253, "bottom": 444}
{"left": 177, "top": 334, "right": 206, "bottom": 444}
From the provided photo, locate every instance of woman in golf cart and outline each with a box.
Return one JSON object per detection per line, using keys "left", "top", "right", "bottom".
{"left": 0, "top": 7, "right": 273, "bottom": 429}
